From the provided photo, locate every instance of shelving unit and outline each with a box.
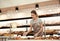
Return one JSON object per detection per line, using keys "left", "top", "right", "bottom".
{"left": 0, "top": 13, "right": 60, "bottom": 41}
{"left": 0, "top": 13, "right": 60, "bottom": 22}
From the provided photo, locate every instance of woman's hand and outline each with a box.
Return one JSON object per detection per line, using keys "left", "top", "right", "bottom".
{"left": 34, "top": 33, "right": 38, "bottom": 37}
{"left": 23, "top": 25, "right": 32, "bottom": 36}
{"left": 23, "top": 32, "right": 28, "bottom": 36}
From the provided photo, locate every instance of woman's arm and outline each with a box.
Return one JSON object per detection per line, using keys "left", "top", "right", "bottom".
{"left": 23, "top": 24, "right": 32, "bottom": 36}
{"left": 34, "top": 23, "right": 43, "bottom": 36}
{"left": 27, "top": 24, "right": 32, "bottom": 34}
{"left": 37, "top": 23, "right": 43, "bottom": 34}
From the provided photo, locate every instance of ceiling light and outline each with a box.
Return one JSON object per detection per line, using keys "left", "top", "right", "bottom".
{"left": 35, "top": 4, "right": 39, "bottom": 9}
{"left": 0, "top": 10, "right": 2, "bottom": 13}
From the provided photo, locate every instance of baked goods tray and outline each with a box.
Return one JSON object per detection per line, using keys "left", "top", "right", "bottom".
{"left": 7, "top": 40, "right": 60, "bottom": 41}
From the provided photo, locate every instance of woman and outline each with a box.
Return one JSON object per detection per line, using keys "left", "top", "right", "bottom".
{"left": 23, "top": 10, "right": 43, "bottom": 37}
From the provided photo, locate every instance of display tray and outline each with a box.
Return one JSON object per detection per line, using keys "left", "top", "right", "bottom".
{"left": 8, "top": 36, "right": 60, "bottom": 40}
{"left": 7, "top": 40, "right": 60, "bottom": 41}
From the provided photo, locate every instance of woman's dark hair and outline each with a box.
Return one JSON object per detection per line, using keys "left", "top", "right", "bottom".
{"left": 31, "top": 10, "right": 38, "bottom": 16}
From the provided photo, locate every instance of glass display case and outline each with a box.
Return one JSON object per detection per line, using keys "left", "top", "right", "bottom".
{"left": 0, "top": 13, "right": 60, "bottom": 41}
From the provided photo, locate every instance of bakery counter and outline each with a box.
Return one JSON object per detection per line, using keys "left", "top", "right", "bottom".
{"left": 0, "top": 36, "right": 60, "bottom": 41}
{"left": 7, "top": 36, "right": 60, "bottom": 40}
{"left": 0, "top": 29, "right": 60, "bottom": 41}
{"left": 7, "top": 40, "right": 60, "bottom": 41}
{"left": 0, "top": 34, "right": 60, "bottom": 41}
{"left": 0, "top": 30, "right": 60, "bottom": 38}
{"left": 7, "top": 37, "right": 60, "bottom": 41}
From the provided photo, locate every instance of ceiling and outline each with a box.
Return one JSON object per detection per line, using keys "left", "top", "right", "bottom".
{"left": 0, "top": 0, "right": 51, "bottom": 8}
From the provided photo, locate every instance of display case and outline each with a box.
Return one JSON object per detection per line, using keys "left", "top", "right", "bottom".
{"left": 0, "top": 13, "right": 60, "bottom": 41}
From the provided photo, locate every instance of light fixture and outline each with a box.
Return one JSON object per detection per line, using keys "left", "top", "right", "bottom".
{"left": 0, "top": 10, "right": 1, "bottom": 13}
{"left": 35, "top": 4, "right": 39, "bottom": 9}
{"left": 59, "top": 0, "right": 60, "bottom": 4}
{"left": 15, "top": 7, "right": 19, "bottom": 12}
{"left": 15, "top": 7, "right": 19, "bottom": 10}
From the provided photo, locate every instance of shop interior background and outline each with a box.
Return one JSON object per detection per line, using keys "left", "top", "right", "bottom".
{"left": 0, "top": 0, "right": 60, "bottom": 35}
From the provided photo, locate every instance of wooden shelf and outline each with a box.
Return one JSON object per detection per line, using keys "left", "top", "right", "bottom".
{"left": 0, "top": 13, "right": 60, "bottom": 22}
{"left": 0, "top": 13, "right": 60, "bottom": 29}
{"left": 0, "top": 23, "right": 60, "bottom": 29}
